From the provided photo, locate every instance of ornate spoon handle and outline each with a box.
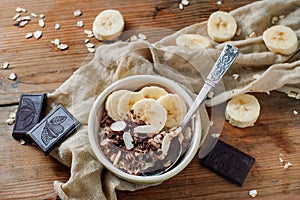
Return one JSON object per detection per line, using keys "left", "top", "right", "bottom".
{"left": 180, "top": 44, "right": 239, "bottom": 130}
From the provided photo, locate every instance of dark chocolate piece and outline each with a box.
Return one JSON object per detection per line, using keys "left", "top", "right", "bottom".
{"left": 12, "top": 94, "right": 47, "bottom": 140}
{"left": 27, "top": 104, "right": 81, "bottom": 155}
{"left": 201, "top": 140, "right": 255, "bottom": 186}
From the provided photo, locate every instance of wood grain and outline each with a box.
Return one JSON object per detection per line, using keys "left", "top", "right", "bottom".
{"left": 1, "top": 0, "right": 300, "bottom": 199}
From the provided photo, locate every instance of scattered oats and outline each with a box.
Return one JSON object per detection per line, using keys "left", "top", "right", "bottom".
{"left": 179, "top": 3, "right": 184, "bottom": 10}
{"left": 287, "top": 91, "right": 297, "bottom": 98}
{"left": 9, "top": 112, "right": 16, "bottom": 119}
{"left": 6, "top": 118, "right": 15, "bottom": 125}
{"left": 265, "top": 91, "right": 270, "bottom": 95}
{"left": 130, "top": 35, "right": 138, "bottom": 42}
{"left": 284, "top": 162, "right": 292, "bottom": 169}
{"left": 16, "top": 7, "right": 27, "bottom": 13}
{"left": 235, "top": 28, "right": 242, "bottom": 36}
{"left": 8, "top": 73, "right": 17, "bottom": 80}
{"left": 77, "top": 20, "right": 84, "bottom": 27}
{"left": 207, "top": 91, "right": 214, "bottom": 98}
{"left": 20, "top": 139, "right": 26, "bottom": 145}
{"left": 84, "top": 30, "right": 93, "bottom": 35}
{"left": 55, "top": 23, "right": 60, "bottom": 30}
{"left": 123, "top": 132, "right": 134, "bottom": 150}
{"left": 87, "top": 47, "right": 95, "bottom": 53}
{"left": 39, "top": 19, "right": 45, "bottom": 28}
{"left": 293, "top": 110, "right": 298, "bottom": 115}
{"left": 25, "top": 32, "right": 33, "bottom": 39}
{"left": 74, "top": 9, "right": 82, "bottom": 17}
{"left": 57, "top": 43, "right": 68, "bottom": 50}
{"left": 3, "top": 62, "right": 9, "bottom": 69}
{"left": 216, "top": 0, "right": 222, "bottom": 5}
{"left": 39, "top": 14, "right": 45, "bottom": 19}
{"left": 279, "top": 157, "right": 285, "bottom": 163}
{"left": 51, "top": 38, "right": 60, "bottom": 46}
{"left": 31, "top": 13, "right": 38, "bottom": 18}
{"left": 21, "top": 16, "right": 31, "bottom": 21}
{"left": 19, "top": 20, "right": 29, "bottom": 27}
{"left": 33, "top": 30, "right": 43, "bottom": 39}
{"left": 252, "top": 74, "right": 261, "bottom": 80}
{"left": 211, "top": 133, "right": 221, "bottom": 138}
{"left": 249, "top": 32, "right": 256, "bottom": 38}
{"left": 296, "top": 93, "right": 300, "bottom": 100}
{"left": 16, "top": 18, "right": 22, "bottom": 22}
{"left": 84, "top": 39, "right": 89, "bottom": 43}
{"left": 85, "top": 43, "right": 95, "bottom": 48}
{"left": 137, "top": 33, "right": 147, "bottom": 40}
{"left": 272, "top": 16, "right": 279, "bottom": 22}
{"left": 279, "top": 15, "right": 285, "bottom": 19}
{"left": 249, "top": 190, "right": 258, "bottom": 198}
{"left": 181, "top": 0, "right": 190, "bottom": 6}
{"left": 13, "top": 13, "right": 20, "bottom": 21}
{"left": 232, "top": 73, "right": 240, "bottom": 80}
{"left": 110, "top": 121, "right": 127, "bottom": 132}
{"left": 87, "top": 33, "right": 94, "bottom": 38}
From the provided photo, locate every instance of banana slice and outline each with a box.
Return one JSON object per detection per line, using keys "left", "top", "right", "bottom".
{"left": 207, "top": 11, "right": 237, "bottom": 42}
{"left": 132, "top": 98, "right": 167, "bottom": 132}
{"left": 176, "top": 34, "right": 212, "bottom": 51}
{"left": 157, "top": 94, "right": 187, "bottom": 128}
{"left": 118, "top": 91, "right": 144, "bottom": 119}
{"left": 92, "top": 9, "right": 125, "bottom": 41}
{"left": 105, "top": 90, "right": 128, "bottom": 121}
{"left": 139, "top": 86, "right": 168, "bottom": 100}
{"left": 263, "top": 25, "right": 298, "bottom": 55}
{"left": 225, "top": 94, "right": 260, "bottom": 128}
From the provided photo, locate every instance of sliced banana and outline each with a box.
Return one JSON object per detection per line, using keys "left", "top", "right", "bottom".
{"left": 263, "top": 25, "right": 298, "bottom": 55}
{"left": 139, "top": 86, "right": 168, "bottom": 100}
{"left": 176, "top": 34, "right": 211, "bottom": 51}
{"left": 118, "top": 91, "right": 144, "bottom": 119}
{"left": 207, "top": 11, "right": 237, "bottom": 42}
{"left": 92, "top": 9, "right": 125, "bottom": 41}
{"left": 132, "top": 98, "right": 167, "bottom": 132}
{"left": 225, "top": 94, "right": 260, "bottom": 128}
{"left": 157, "top": 94, "right": 187, "bottom": 128}
{"left": 105, "top": 90, "right": 128, "bottom": 121}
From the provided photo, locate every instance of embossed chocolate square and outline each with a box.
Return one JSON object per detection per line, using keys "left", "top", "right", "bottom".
{"left": 12, "top": 94, "right": 47, "bottom": 140}
{"left": 201, "top": 140, "right": 255, "bottom": 186}
{"left": 27, "top": 104, "right": 81, "bottom": 155}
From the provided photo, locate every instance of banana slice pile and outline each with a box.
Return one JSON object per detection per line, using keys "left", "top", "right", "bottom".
{"left": 225, "top": 94, "right": 260, "bottom": 128}
{"left": 105, "top": 86, "right": 187, "bottom": 132}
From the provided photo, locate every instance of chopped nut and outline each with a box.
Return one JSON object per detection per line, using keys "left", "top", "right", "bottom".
{"left": 33, "top": 30, "right": 43, "bottom": 39}
{"left": 249, "top": 189, "right": 258, "bottom": 197}
{"left": 20, "top": 139, "right": 26, "bottom": 145}
{"left": 279, "top": 157, "right": 284, "bottom": 163}
{"left": 287, "top": 91, "right": 297, "bottom": 98}
{"left": 130, "top": 35, "right": 138, "bottom": 42}
{"left": 6, "top": 118, "right": 15, "bottom": 125}
{"left": 279, "top": 15, "right": 285, "bottom": 19}
{"left": 207, "top": 91, "right": 214, "bottom": 98}
{"left": 216, "top": 0, "right": 222, "bottom": 5}
{"left": 9, "top": 112, "right": 16, "bottom": 119}
{"left": 137, "top": 33, "right": 147, "bottom": 40}
{"left": 249, "top": 32, "right": 257, "bottom": 38}
{"left": 74, "top": 9, "right": 82, "bottom": 17}
{"left": 3, "top": 62, "right": 9, "bottom": 69}
{"left": 25, "top": 32, "right": 33, "bottom": 39}
{"left": 232, "top": 73, "right": 240, "bottom": 80}
{"left": 296, "top": 94, "right": 300, "bottom": 99}
{"left": 211, "top": 133, "right": 221, "bottom": 138}
{"left": 8, "top": 73, "right": 17, "bottom": 80}
{"left": 55, "top": 23, "right": 60, "bottom": 30}
{"left": 235, "top": 28, "right": 242, "bottom": 36}
{"left": 39, "top": 19, "right": 45, "bottom": 28}
{"left": 252, "top": 74, "right": 261, "bottom": 80}
{"left": 113, "top": 151, "right": 122, "bottom": 166}
{"left": 13, "top": 13, "right": 20, "bottom": 21}
{"left": 77, "top": 20, "right": 84, "bottom": 27}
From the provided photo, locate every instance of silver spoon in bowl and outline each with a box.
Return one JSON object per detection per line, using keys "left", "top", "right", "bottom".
{"left": 160, "top": 43, "right": 239, "bottom": 174}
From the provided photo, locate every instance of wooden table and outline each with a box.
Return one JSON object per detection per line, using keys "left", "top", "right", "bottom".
{"left": 1, "top": 0, "right": 299, "bottom": 199}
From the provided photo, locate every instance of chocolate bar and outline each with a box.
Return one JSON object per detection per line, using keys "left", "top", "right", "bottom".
{"left": 201, "top": 140, "right": 255, "bottom": 186}
{"left": 12, "top": 94, "right": 47, "bottom": 140}
{"left": 27, "top": 104, "right": 81, "bottom": 155}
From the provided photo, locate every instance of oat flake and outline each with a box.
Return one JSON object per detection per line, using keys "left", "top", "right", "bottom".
{"left": 39, "top": 19, "right": 45, "bottom": 28}
{"left": 249, "top": 190, "right": 257, "bottom": 197}
{"left": 3, "top": 62, "right": 9, "bottom": 69}
{"left": 31, "top": 13, "right": 38, "bottom": 18}
{"left": 19, "top": 20, "right": 29, "bottom": 27}
{"left": 84, "top": 39, "right": 89, "bottom": 43}
{"left": 25, "top": 32, "right": 33, "bottom": 39}
{"left": 77, "top": 20, "right": 84, "bottom": 27}
{"left": 13, "top": 13, "right": 20, "bottom": 21}
{"left": 33, "top": 30, "right": 43, "bottom": 39}
{"left": 85, "top": 43, "right": 95, "bottom": 48}
{"left": 6, "top": 118, "right": 15, "bottom": 125}
{"left": 181, "top": 0, "right": 190, "bottom": 6}
{"left": 179, "top": 3, "right": 184, "bottom": 10}
{"left": 40, "top": 14, "right": 45, "bottom": 19}
{"left": 55, "top": 23, "right": 60, "bottom": 30}
{"left": 74, "top": 9, "right": 82, "bottom": 17}
{"left": 57, "top": 44, "right": 68, "bottom": 50}
{"left": 8, "top": 73, "right": 17, "bottom": 80}
{"left": 87, "top": 47, "right": 95, "bottom": 53}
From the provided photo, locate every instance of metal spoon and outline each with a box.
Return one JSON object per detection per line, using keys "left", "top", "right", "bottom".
{"left": 161, "top": 43, "right": 239, "bottom": 174}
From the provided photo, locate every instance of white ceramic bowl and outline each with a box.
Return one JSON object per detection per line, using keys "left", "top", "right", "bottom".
{"left": 88, "top": 75, "right": 201, "bottom": 183}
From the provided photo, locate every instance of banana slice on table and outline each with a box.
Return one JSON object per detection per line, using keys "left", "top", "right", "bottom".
{"left": 157, "top": 94, "right": 187, "bottom": 128}
{"left": 176, "top": 34, "right": 212, "bottom": 51}
{"left": 132, "top": 98, "right": 167, "bottom": 132}
{"left": 225, "top": 94, "right": 260, "bottom": 128}
{"left": 139, "top": 86, "right": 168, "bottom": 100}
{"left": 207, "top": 11, "right": 237, "bottom": 42}
{"left": 118, "top": 91, "right": 144, "bottom": 119}
{"left": 263, "top": 25, "right": 298, "bottom": 55}
{"left": 93, "top": 9, "right": 125, "bottom": 41}
{"left": 105, "top": 90, "right": 128, "bottom": 121}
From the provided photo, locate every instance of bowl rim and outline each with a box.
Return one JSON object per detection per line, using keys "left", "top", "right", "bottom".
{"left": 88, "top": 75, "right": 201, "bottom": 183}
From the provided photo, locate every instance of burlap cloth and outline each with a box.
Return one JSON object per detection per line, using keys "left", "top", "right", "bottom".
{"left": 46, "top": 0, "right": 300, "bottom": 199}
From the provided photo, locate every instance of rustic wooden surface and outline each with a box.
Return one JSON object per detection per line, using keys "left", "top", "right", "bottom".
{"left": 1, "top": 0, "right": 299, "bottom": 199}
